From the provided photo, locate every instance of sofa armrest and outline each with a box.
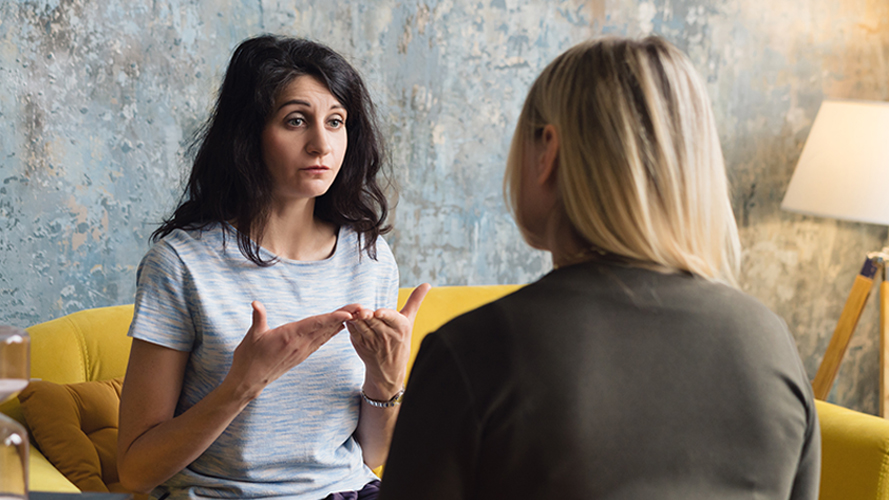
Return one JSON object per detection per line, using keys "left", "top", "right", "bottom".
{"left": 12, "top": 303, "right": 134, "bottom": 494}
{"left": 817, "top": 399, "right": 889, "bottom": 500}
{"left": 31, "top": 445, "right": 80, "bottom": 493}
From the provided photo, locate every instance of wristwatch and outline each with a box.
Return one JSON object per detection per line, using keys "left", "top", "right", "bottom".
{"left": 361, "top": 387, "right": 405, "bottom": 408}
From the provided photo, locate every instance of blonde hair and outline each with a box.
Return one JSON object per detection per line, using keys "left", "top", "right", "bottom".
{"left": 505, "top": 36, "right": 740, "bottom": 285}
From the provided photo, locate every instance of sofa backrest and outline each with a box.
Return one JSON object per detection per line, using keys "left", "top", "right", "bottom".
{"left": 4, "top": 285, "right": 522, "bottom": 424}
{"left": 397, "top": 285, "right": 521, "bottom": 382}
{"left": 0, "top": 304, "right": 135, "bottom": 427}
{"left": 17, "top": 284, "right": 521, "bottom": 387}
{"left": 7, "top": 285, "right": 522, "bottom": 493}
{"left": 29, "top": 304, "right": 136, "bottom": 385}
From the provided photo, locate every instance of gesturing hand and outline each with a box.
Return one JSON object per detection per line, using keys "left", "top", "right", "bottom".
{"left": 345, "top": 284, "right": 432, "bottom": 400}
{"left": 225, "top": 301, "right": 354, "bottom": 402}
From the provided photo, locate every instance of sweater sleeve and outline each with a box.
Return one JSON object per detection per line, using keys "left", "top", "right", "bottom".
{"left": 378, "top": 331, "right": 479, "bottom": 500}
{"left": 788, "top": 406, "right": 821, "bottom": 500}
{"left": 788, "top": 359, "right": 822, "bottom": 499}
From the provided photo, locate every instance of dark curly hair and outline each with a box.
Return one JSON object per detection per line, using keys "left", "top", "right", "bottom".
{"left": 153, "top": 35, "right": 390, "bottom": 265}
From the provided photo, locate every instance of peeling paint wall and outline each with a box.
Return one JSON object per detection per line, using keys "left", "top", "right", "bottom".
{"left": 1, "top": 0, "right": 888, "bottom": 413}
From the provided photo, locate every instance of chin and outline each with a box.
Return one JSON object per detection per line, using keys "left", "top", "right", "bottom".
{"left": 289, "top": 181, "right": 336, "bottom": 199}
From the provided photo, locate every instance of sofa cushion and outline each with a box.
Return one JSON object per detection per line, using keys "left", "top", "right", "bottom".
{"left": 18, "top": 377, "right": 125, "bottom": 493}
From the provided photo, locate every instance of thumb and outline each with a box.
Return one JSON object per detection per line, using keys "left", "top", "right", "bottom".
{"left": 251, "top": 301, "right": 269, "bottom": 334}
{"left": 400, "top": 283, "right": 431, "bottom": 321}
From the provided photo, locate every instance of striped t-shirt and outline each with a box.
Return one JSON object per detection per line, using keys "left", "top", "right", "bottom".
{"left": 128, "top": 223, "right": 398, "bottom": 500}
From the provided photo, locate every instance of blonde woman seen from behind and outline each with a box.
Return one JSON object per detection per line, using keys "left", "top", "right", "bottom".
{"left": 379, "top": 36, "right": 819, "bottom": 500}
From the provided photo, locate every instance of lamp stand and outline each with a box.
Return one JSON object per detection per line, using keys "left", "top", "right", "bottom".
{"left": 881, "top": 270, "right": 889, "bottom": 417}
{"left": 812, "top": 250, "right": 889, "bottom": 418}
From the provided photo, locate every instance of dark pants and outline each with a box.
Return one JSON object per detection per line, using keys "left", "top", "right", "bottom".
{"left": 323, "top": 480, "right": 381, "bottom": 500}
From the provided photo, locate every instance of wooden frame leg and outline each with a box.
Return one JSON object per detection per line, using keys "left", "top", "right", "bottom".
{"left": 881, "top": 271, "right": 889, "bottom": 417}
{"left": 812, "top": 257, "right": 879, "bottom": 401}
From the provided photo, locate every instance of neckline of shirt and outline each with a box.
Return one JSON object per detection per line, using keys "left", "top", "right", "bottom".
{"left": 219, "top": 221, "right": 345, "bottom": 266}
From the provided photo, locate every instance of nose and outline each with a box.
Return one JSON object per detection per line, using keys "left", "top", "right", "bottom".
{"left": 306, "top": 123, "right": 333, "bottom": 157}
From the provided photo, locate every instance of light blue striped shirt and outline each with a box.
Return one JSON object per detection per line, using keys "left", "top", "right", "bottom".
{"left": 128, "top": 223, "right": 397, "bottom": 500}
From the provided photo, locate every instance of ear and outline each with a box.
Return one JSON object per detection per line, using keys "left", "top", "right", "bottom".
{"left": 535, "top": 124, "right": 560, "bottom": 187}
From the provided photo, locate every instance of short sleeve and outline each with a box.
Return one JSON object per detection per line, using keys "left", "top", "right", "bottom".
{"left": 386, "top": 258, "right": 399, "bottom": 311}
{"left": 128, "top": 240, "right": 196, "bottom": 352}
{"left": 376, "top": 235, "right": 400, "bottom": 311}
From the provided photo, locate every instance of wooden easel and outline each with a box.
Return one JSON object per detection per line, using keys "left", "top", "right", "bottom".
{"left": 812, "top": 251, "right": 889, "bottom": 417}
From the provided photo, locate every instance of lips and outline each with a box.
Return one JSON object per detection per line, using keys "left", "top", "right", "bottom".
{"left": 301, "top": 165, "right": 330, "bottom": 172}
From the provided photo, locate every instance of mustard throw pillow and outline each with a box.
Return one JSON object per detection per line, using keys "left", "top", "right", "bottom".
{"left": 18, "top": 377, "right": 126, "bottom": 493}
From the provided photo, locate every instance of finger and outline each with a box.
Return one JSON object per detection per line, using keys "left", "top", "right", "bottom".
{"left": 251, "top": 301, "right": 269, "bottom": 334}
{"left": 288, "top": 311, "right": 351, "bottom": 340}
{"left": 318, "top": 310, "right": 354, "bottom": 327}
{"left": 305, "top": 313, "right": 350, "bottom": 348}
{"left": 346, "top": 318, "right": 375, "bottom": 343}
{"left": 399, "top": 283, "right": 431, "bottom": 321}
{"left": 372, "top": 308, "right": 406, "bottom": 330}
{"left": 346, "top": 307, "right": 374, "bottom": 322}
{"left": 338, "top": 303, "right": 364, "bottom": 315}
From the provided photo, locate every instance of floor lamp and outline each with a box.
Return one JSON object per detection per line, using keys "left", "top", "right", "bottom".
{"left": 781, "top": 99, "right": 889, "bottom": 416}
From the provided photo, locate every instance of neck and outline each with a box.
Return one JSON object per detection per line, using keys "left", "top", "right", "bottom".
{"left": 261, "top": 197, "right": 338, "bottom": 261}
{"left": 546, "top": 216, "right": 678, "bottom": 274}
{"left": 536, "top": 206, "right": 592, "bottom": 269}
{"left": 549, "top": 228, "right": 595, "bottom": 270}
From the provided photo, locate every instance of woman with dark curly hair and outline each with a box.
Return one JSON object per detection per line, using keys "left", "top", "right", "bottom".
{"left": 118, "top": 35, "right": 428, "bottom": 500}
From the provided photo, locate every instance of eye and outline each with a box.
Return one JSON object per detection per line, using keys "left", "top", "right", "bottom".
{"left": 287, "top": 117, "right": 305, "bottom": 127}
{"left": 328, "top": 117, "right": 344, "bottom": 128}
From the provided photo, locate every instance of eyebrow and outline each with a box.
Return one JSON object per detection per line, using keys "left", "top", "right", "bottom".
{"left": 276, "top": 100, "right": 345, "bottom": 113}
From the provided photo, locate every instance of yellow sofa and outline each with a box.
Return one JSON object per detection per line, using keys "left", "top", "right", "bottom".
{"left": 5, "top": 285, "right": 889, "bottom": 499}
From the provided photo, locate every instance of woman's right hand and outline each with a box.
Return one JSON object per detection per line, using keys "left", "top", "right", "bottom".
{"left": 224, "top": 301, "right": 354, "bottom": 401}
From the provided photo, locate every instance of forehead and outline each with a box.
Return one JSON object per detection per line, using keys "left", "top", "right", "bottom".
{"left": 274, "top": 75, "right": 343, "bottom": 109}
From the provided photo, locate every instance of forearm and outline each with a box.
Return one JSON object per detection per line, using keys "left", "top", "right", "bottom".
{"left": 118, "top": 379, "right": 253, "bottom": 493}
{"left": 354, "top": 380, "right": 402, "bottom": 469}
{"left": 349, "top": 283, "right": 431, "bottom": 469}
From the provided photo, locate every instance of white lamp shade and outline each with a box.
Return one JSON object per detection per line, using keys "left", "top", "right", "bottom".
{"left": 781, "top": 99, "right": 889, "bottom": 227}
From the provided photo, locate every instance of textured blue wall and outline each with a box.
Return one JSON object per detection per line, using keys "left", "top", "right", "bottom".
{"left": 1, "top": 0, "right": 888, "bottom": 413}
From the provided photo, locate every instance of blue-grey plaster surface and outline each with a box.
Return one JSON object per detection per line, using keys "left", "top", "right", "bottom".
{"left": 1, "top": 0, "right": 888, "bottom": 414}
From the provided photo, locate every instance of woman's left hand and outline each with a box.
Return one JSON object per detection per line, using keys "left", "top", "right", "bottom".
{"left": 345, "top": 283, "right": 431, "bottom": 400}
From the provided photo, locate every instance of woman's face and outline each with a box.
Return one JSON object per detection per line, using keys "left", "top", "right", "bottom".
{"left": 261, "top": 75, "right": 348, "bottom": 203}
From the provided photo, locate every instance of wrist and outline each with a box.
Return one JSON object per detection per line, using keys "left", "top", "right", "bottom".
{"left": 362, "top": 376, "right": 405, "bottom": 401}
{"left": 220, "top": 375, "right": 262, "bottom": 406}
